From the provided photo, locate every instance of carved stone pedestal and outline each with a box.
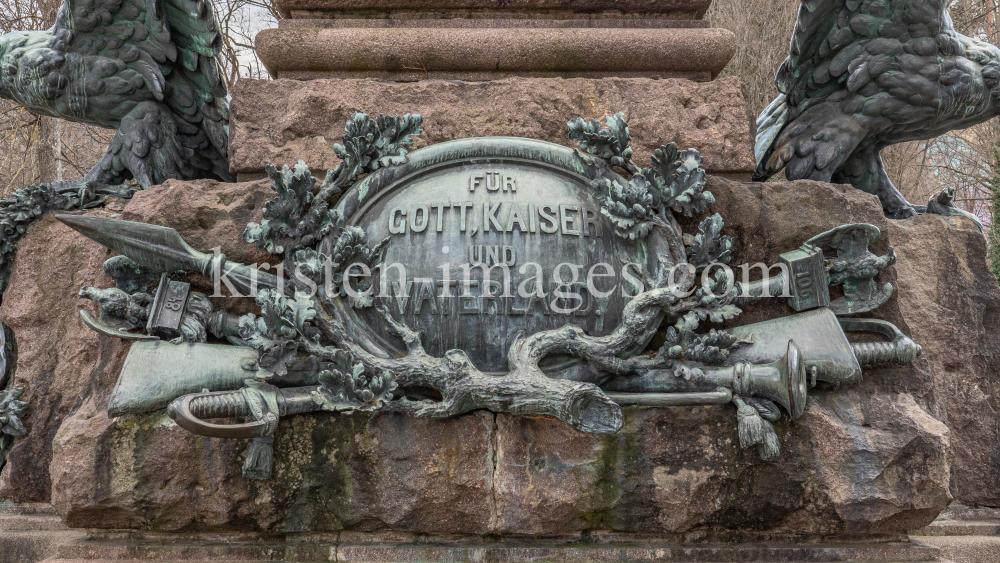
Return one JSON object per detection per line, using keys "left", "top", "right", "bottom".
{"left": 28, "top": 177, "right": 966, "bottom": 540}
{"left": 40, "top": 533, "right": 948, "bottom": 563}
{"left": 231, "top": 0, "right": 755, "bottom": 182}
{"left": 258, "top": 0, "right": 733, "bottom": 81}
{"left": 229, "top": 77, "right": 757, "bottom": 182}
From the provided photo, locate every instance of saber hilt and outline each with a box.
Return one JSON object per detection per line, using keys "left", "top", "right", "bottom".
{"left": 185, "top": 392, "right": 252, "bottom": 419}
{"left": 850, "top": 340, "right": 921, "bottom": 366}
{"left": 840, "top": 318, "right": 922, "bottom": 366}
{"left": 167, "top": 382, "right": 323, "bottom": 481}
{"left": 167, "top": 382, "right": 319, "bottom": 440}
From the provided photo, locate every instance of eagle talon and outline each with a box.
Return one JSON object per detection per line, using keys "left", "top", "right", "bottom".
{"left": 925, "top": 188, "right": 984, "bottom": 230}
{"left": 885, "top": 205, "right": 918, "bottom": 220}
{"left": 49, "top": 179, "right": 139, "bottom": 208}
{"left": 94, "top": 184, "right": 143, "bottom": 201}
{"left": 78, "top": 184, "right": 94, "bottom": 207}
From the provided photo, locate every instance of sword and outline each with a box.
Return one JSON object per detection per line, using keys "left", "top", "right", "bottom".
{"left": 55, "top": 215, "right": 289, "bottom": 296}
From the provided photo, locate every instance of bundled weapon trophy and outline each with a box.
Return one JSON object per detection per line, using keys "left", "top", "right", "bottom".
{"left": 61, "top": 112, "right": 921, "bottom": 480}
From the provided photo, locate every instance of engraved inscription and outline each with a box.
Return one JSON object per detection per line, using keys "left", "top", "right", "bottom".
{"left": 344, "top": 162, "right": 650, "bottom": 373}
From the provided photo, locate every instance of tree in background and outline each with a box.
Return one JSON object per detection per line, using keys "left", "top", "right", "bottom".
{"left": 213, "top": 0, "right": 279, "bottom": 91}
{"left": 988, "top": 143, "right": 1000, "bottom": 278}
{"left": 705, "top": 0, "right": 800, "bottom": 129}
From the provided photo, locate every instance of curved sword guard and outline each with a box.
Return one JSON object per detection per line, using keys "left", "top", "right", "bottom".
{"left": 167, "top": 388, "right": 277, "bottom": 440}
{"left": 79, "top": 310, "right": 158, "bottom": 341}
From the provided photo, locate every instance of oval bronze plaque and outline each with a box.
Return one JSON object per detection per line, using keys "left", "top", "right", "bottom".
{"left": 327, "top": 138, "right": 664, "bottom": 374}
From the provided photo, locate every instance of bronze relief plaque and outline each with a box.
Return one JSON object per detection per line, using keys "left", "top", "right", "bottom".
{"left": 327, "top": 138, "right": 663, "bottom": 374}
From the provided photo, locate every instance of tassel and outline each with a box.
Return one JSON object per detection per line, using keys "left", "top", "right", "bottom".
{"left": 756, "top": 420, "right": 781, "bottom": 461}
{"left": 242, "top": 435, "right": 274, "bottom": 480}
{"left": 734, "top": 396, "right": 764, "bottom": 449}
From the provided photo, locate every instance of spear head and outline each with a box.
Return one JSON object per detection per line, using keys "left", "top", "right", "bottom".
{"left": 56, "top": 215, "right": 213, "bottom": 275}
{"left": 56, "top": 214, "right": 284, "bottom": 295}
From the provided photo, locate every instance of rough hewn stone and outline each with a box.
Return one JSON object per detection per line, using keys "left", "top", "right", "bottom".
{"left": 483, "top": 180, "right": 965, "bottom": 538}
{"left": 230, "top": 77, "right": 757, "bottom": 179}
{"left": 0, "top": 179, "right": 274, "bottom": 503}
{"left": 887, "top": 214, "right": 1000, "bottom": 507}
{"left": 491, "top": 380, "right": 950, "bottom": 538}
{"left": 714, "top": 177, "right": 1000, "bottom": 512}
{"left": 28, "top": 179, "right": 494, "bottom": 533}
{"left": 0, "top": 205, "right": 132, "bottom": 503}
{"left": 50, "top": 397, "right": 496, "bottom": 533}
{"left": 713, "top": 178, "right": 1000, "bottom": 510}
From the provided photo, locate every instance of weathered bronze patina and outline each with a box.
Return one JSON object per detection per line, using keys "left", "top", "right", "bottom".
{"left": 331, "top": 138, "right": 663, "bottom": 374}
{"left": 754, "top": 0, "right": 990, "bottom": 226}
{"left": 59, "top": 112, "right": 921, "bottom": 480}
{"left": 0, "top": 322, "right": 22, "bottom": 471}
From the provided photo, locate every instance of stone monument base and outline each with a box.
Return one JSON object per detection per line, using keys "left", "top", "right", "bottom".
{"left": 34, "top": 532, "right": 948, "bottom": 563}
{"left": 0, "top": 504, "right": 84, "bottom": 563}
{"left": 1, "top": 177, "right": 994, "bottom": 539}
{"left": 912, "top": 504, "right": 1000, "bottom": 563}
{"left": 14, "top": 502, "right": 1000, "bottom": 562}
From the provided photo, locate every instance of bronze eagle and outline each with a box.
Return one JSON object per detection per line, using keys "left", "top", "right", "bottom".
{"left": 754, "top": 0, "right": 994, "bottom": 225}
{"left": 0, "top": 0, "right": 234, "bottom": 190}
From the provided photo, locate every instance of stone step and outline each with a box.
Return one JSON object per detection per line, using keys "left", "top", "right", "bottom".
{"left": 911, "top": 504, "right": 1000, "bottom": 537}
{"left": 0, "top": 504, "right": 85, "bottom": 563}
{"left": 0, "top": 513, "right": 70, "bottom": 531}
{"left": 334, "top": 542, "right": 945, "bottom": 562}
{"left": 1, "top": 532, "right": 85, "bottom": 563}
{"left": 45, "top": 560, "right": 275, "bottom": 563}
{"left": 909, "top": 535, "right": 1000, "bottom": 563}
{"left": 42, "top": 560, "right": 950, "bottom": 563}
{"left": 0, "top": 506, "right": 85, "bottom": 563}
{"left": 44, "top": 537, "right": 945, "bottom": 563}
{"left": 0, "top": 502, "right": 69, "bottom": 533}
{"left": 48, "top": 537, "right": 332, "bottom": 562}
{"left": 0, "top": 502, "right": 60, "bottom": 516}
{"left": 913, "top": 520, "right": 1000, "bottom": 537}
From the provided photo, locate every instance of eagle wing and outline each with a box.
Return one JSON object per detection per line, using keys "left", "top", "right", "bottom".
{"left": 755, "top": 0, "right": 958, "bottom": 179}
{"left": 49, "top": 0, "right": 229, "bottom": 160}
